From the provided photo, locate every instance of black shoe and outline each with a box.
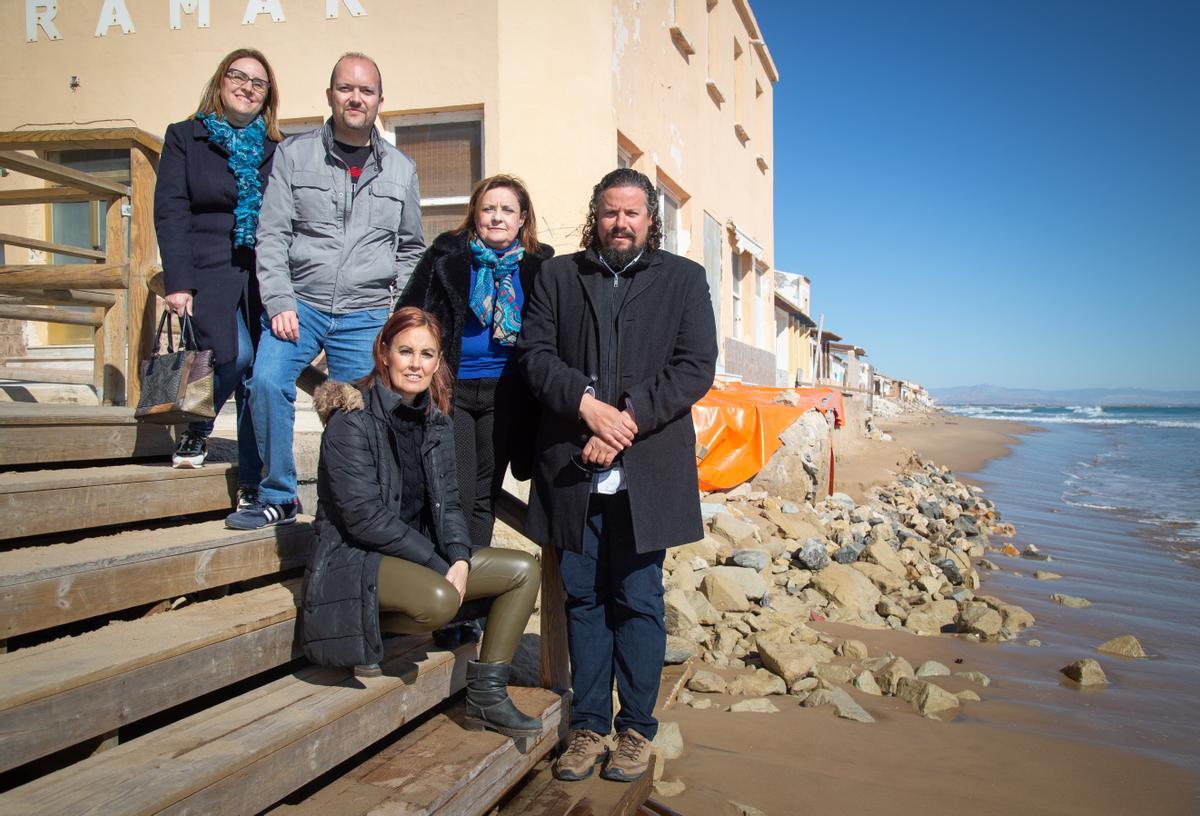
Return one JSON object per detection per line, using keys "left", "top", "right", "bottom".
{"left": 236, "top": 486, "right": 260, "bottom": 511}
{"left": 225, "top": 499, "right": 299, "bottom": 530}
{"left": 463, "top": 660, "right": 542, "bottom": 740}
{"left": 172, "top": 430, "right": 208, "bottom": 468}
{"left": 432, "top": 620, "right": 483, "bottom": 651}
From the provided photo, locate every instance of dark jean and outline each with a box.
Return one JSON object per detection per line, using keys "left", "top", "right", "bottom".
{"left": 559, "top": 491, "right": 666, "bottom": 740}
{"left": 188, "top": 308, "right": 261, "bottom": 487}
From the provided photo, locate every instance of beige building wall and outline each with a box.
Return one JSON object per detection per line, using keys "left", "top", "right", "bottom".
{"left": 1, "top": 0, "right": 777, "bottom": 375}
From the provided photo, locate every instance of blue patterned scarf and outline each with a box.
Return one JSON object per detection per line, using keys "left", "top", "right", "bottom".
{"left": 468, "top": 237, "right": 525, "bottom": 347}
{"left": 199, "top": 113, "right": 267, "bottom": 248}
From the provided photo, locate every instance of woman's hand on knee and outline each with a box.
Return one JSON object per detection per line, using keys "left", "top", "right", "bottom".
{"left": 446, "top": 560, "right": 469, "bottom": 604}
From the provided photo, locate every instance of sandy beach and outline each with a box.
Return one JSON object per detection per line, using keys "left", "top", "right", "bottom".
{"left": 659, "top": 411, "right": 1200, "bottom": 816}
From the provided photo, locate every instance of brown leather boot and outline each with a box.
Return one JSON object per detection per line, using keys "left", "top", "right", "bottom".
{"left": 552, "top": 729, "right": 609, "bottom": 781}
{"left": 601, "top": 728, "right": 652, "bottom": 782}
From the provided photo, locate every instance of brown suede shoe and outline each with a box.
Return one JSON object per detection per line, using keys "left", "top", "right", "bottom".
{"left": 552, "top": 729, "right": 609, "bottom": 781}
{"left": 601, "top": 728, "right": 652, "bottom": 782}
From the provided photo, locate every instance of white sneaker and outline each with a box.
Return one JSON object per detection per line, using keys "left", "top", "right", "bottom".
{"left": 172, "top": 430, "right": 208, "bottom": 468}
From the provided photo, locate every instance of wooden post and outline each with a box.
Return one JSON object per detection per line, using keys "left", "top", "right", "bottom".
{"left": 539, "top": 543, "right": 570, "bottom": 692}
{"left": 126, "top": 145, "right": 158, "bottom": 407}
{"left": 99, "top": 195, "right": 128, "bottom": 405}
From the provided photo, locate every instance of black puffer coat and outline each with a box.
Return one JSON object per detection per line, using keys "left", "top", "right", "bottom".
{"left": 301, "top": 380, "right": 474, "bottom": 668}
{"left": 396, "top": 231, "right": 554, "bottom": 480}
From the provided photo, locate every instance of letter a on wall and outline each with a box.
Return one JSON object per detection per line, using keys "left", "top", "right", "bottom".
{"left": 95, "top": 0, "right": 136, "bottom": 36}
{"left": 243, "top": 0, "right": 286, "bottom": 24}
{"left": 26, "top": 0, "right": 63, "bottom": 41}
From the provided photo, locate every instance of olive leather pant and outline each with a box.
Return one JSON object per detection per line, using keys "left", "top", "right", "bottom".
{"left": 377, "top": 546, "right": 539, "bottom": 664}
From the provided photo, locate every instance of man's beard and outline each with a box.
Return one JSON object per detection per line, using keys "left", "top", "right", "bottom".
{"left": 599, "top": 235, "right": 646, "bottom": 270}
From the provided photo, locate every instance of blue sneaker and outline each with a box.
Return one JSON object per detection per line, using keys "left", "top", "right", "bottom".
{"left": 225, "top": 499, "right": 299, "bottom": 530}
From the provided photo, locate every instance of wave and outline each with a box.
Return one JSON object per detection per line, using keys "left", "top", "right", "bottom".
{"left": 945, "top": 410, "right": 1200, "bottom": 430}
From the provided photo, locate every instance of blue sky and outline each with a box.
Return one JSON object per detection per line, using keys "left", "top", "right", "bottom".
{"left": 751, "top": 0, "right": 1200, "bottom": 390}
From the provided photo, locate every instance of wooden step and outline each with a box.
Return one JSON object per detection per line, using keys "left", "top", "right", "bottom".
{"left": 0, "top": 580, "right": 301, "bottom": 773}
{"left": 0, "top": 518, "right": 312, "bottom": 640}
{"left": 0, "top": 462, "right": 236, "bottom": 541}
{"left": 269, "top": 688, "right": 567, "bottom": 816}
{"left": 0, "top": 366, "right": 93, "bottom": 386}
{"left": 0, "top": 636, "right": 476, "bottom": 815}
{"left": 0, "top": 403, "right": 174, "bottom": 466}
{"left": 497, "top": 754, "right": 656, "bottom": 816}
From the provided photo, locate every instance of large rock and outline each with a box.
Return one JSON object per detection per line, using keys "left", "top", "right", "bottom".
{"left": 853, "top": 670, "right": 883, "bottom": 695}
{"left": 664, "top": 589, "right": 701, "bottom": 636}
{"left": 687, "top": 670, "right": 728, "bottom": 694}
{"left": 957, "top": 603, "right": 1003, "bottom": 638}
{"left": 712, "top": 513, "right": 758, "bottom": 548}
{"left": 1000, "top": 603, "right": 1036, "bottom": 630}
{"left": 1050, "top": 593, "right": 1092, "bottom": 608}
{"left": 701, "top": 571, "right": 750, "bottom": 612}
{"left": 729, "top": 698, "right": 779, "bottom": 713}
{"left": 802, "top": 687, "right": 875, "bottom": 723}
{"left": 762, "top": 503, "right": 823, "bottom": 542}
{"left": 729, "top": 668, "right": 787, "bottom": 696}
{"left": 1061, "top": 658, "right": 1108, "bottom": 687}
{"left": 811, "top": 563, "right": 882, "bottom": 618}
{"left": 751, "top": 411, "right": 830, "bottom": 502}
{"left": 865, "top": 539, "right": 905, "bottom": 576}
{"left": 915, "top": 660, "right": 951, "bottom": 677}
{"left": 652, "top": 721, "right": 684, "bottom": 759}
{"left": 712, "top": 565, "right": 770, "bottom": 601}
{"left": 730, "top": 548, "right": 772, "bottom": 571}
{"left": 873, "top": 656, "right": 915, "bottom": 695}
{"left": 685, "top": 590, "right": 722, "bottom": 625}
{"left": 1097, "top": 634, "right": 1147, "bottom": 658}
{"left": 813, "top": 664, "right": 857, "bottom": 686}
{"left": 794, "top": 538, "right": 831, "bottom": 571}
{"left": 664, "top": 636, "right": 701, "bottom": 665}
{"left": 673, "top": 536, "right": 721, "bottom": 565}
{"left": 896, "top": 676, "right": 960, "bottom": 719}
{"left": 757, "top": 637, "right": 831, "bottom": 685}
{"left": 851, "top": 561, "right": 907, "bottom": 593}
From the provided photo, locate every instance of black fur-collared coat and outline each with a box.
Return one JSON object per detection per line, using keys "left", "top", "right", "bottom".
{"left": 301, "top": 380, "right": 474, "bottom": 668}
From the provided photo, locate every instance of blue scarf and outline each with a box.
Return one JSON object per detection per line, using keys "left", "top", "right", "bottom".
{"left": 468, "top": 237, "right": 525, "bottom": 347}
{"left": 199, "top": 113, "right": 267, "bottom": 248}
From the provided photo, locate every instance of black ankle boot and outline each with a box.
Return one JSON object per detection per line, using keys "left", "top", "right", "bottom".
{"left": 463, "top": 660, "right": 543, "bottom": 739}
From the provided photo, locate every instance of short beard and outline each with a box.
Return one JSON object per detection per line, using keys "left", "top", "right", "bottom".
{"left": 599, "top": 242, "right": 645, "bottom": 270}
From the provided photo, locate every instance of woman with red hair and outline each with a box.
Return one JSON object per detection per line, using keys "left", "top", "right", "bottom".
{"left": 301, "top": 307, "right": 542, "bottom": 739}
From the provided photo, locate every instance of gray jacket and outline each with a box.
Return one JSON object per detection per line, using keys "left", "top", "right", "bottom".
{"left": 255, "top": 120, "right": 425, "bottom": 318}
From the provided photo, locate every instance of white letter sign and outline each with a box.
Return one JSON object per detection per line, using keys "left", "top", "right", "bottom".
{"left": 95, "top": 0, "right": 136, "bottom": 36}
{"left": 170, "top": 0, "right": 211, "bottom": 30}
{"left": 326, "top": 0, "right": 366, "bottom": 18}
{"left": 25, "top": 1, "right": 62, "bottom": 41}
{"left": 243, "top": 0, "right": 286, "bottom": 25}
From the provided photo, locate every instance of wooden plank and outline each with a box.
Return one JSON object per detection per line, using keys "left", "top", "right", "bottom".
{"left": 0, "top": 232, "right": 107, "bottom": 261}
{"left": 0, "top": 304, "right": 104, "bottom": 326}
{"left": 0, "top": 151, "right": 130, "bottom": 198}
{"left": 0, "top": 581, "right": 301, "bottom": 773}
{"left": 99, "top": 194, "right": 128, "bottom": 404}
{"left": 0, "top": 403, "right": 146, "bottom": 425}
{"left": 0, "top": 288, "right": 117, "bottom": 307}
{"left": 0, "top": 128, "right": 163, "bottom": 155}
{"left": 0, "top": 264, "right": 126, "bottom": 289}
{"left": 0, "top": 463, "right": 237, "bottom": 540}
{"left": 269, "top": 689, "right": 567, "bottom": 816}
{"left": 0, "top": 420, "right": 172, "bottom": 465}
{"left": 498, "top": 755, "right": 656, "bottom": 816}
{"left": 0, "top": 519, "right": 312, "bottom": 638}
{"left": 0, "top": 187, "right": 102, "bottom": 206}
{"left": 0, "top": 365, "right": 94, "bottom": 385}
{"left": 126, "top": 146, "right": 158, "bottom": 407}
{"left": 0, "top": 637, "right": 474, "bottom": 816}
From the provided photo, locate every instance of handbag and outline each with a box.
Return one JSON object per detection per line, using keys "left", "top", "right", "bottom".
{"left": 134, "top": 310, "right": 216, "bottom": 425}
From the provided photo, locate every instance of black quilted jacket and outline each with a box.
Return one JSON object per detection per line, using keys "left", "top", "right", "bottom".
{"left": 300, "top": 380, "right": 474, "bottom": 668}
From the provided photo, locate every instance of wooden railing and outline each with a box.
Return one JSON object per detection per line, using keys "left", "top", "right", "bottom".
{"left": 0, "top": 128, "right": 162, "bottom": 406}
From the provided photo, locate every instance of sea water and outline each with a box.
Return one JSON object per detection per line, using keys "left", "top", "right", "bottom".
{"left": 942, "top": 404, "right": 1200, "bottom": 767}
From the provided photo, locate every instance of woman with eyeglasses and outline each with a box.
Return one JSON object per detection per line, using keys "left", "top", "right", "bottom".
{"left": 303, "top": 307, "right": 543, "bottom": 739}
{"left": 153, "top": 48, "right": 282, "bottom": 508}
{"left": 396, "top": 175, "right": 553, "bottom": 551}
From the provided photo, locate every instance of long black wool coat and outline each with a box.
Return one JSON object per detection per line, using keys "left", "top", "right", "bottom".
{"left": 516, "top": 247, "right": 718, "bottom": 554}
{"left": 301, "top": 380, "right": 475, "bottom": 668}
{"left": 153, "top": 118, "right": 277, "bottom": 364}
{"left": 397, "top": 230, "right": 554, "bottom": 479}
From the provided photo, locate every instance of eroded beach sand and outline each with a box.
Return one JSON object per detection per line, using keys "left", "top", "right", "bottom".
{"left": 662, "top": 413, "right": 1200, "bottom": 816}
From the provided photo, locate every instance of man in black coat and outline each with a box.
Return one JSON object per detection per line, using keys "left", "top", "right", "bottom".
{"left": 518, "top": 168, "right": 717, "bottom": 782}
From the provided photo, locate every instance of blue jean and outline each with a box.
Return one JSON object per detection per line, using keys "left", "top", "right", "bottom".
{"left": 189, "top": 309, "right": 261, "bottom": 487}
{"left": 249, "top": 299, "right": 387, "bottom": 505}
{"left": 559, "top": 492, "right": 666, "bottom": 740}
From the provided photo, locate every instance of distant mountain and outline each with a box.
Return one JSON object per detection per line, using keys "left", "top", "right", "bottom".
{"left": 929, "top": 384, "right": 1200, "bottom": 407}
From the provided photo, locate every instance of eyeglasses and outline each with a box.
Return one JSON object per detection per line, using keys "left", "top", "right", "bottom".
{"left": 224, "top": 68, "right": 270, "bottom": 95}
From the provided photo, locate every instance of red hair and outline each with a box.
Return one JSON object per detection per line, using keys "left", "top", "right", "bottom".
{"left": 359, "top": 307, "right": 453, "bottom": 415}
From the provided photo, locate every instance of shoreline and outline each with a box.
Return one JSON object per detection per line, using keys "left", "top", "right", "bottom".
{"left": 662, "top": 410, "right": 1199, "bottom": 815}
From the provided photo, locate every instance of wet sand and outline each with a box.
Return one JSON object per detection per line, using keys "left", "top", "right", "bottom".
{"left": 660, "top": 411, "right": 1200, "bottom": 816}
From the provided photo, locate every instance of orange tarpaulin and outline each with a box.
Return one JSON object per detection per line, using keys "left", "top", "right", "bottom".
{"left": 691, "top": 384, "right": 843, "bottom": 492}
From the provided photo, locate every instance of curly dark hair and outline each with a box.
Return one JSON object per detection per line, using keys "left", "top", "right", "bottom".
{"left": 579, "top": 168, "right": 662, "bottom": 253}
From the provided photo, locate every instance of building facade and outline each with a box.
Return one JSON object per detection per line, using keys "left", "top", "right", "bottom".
{"left": 1, "top": 0, "right": 778, "bottom": 380}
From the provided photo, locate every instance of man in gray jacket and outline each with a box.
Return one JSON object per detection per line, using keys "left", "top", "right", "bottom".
{"left": 227, "top": 52, "right": 424, "bottom": 530}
